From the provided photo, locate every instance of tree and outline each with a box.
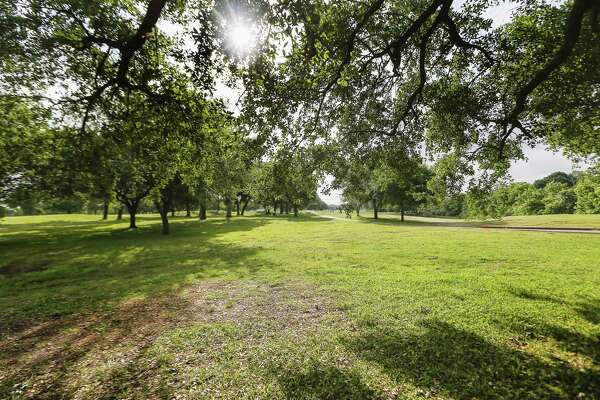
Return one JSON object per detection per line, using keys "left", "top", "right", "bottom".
{"left": 306, "top": 196, "right": 328, "bottom": 211}
{"left": 466, "top": 182, "right": 544, "bottom": 218}
{"left": 533, "top": 172, "right": 578, "bottom": 189}
{"left": 381, "top": 151, "right": 432, "bottom": 221}
{"left": 0, "top": 98, "right": 54, "bottom": 204}
{"left": 241, "top": 0, "right": 599, "bottom": 189}
{"left": 542, "top": 181, "right": 576, "bottom": 214}
{"left": 466, "top": 178, "right": 579, "bottom": 218}
{"left": 247, "top": 161, "right": 276, "bottom": 214}
{"left": 210, "top": 131, "right": 252, "bottom": 219}
{"left": 283, "top": 151, "right": 320, "bottom": 217}
{"left": 333, "top": 153, "right": 382, "bottom": 219}
{"left": 575, "top": 167, "right": 600, "bottom": 214}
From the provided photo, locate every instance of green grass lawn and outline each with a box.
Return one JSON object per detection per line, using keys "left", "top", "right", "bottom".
{"left": 320, "top": 210, "right": 600, "bottom": 229}
{"left": 1, "top": 213, "right": 599, "bottom": 399}
{"left": 489, "top": 214, "right": 600, "bottom": 229}
{"left": 318, "top": 210, "right": 479, "bottom": 227}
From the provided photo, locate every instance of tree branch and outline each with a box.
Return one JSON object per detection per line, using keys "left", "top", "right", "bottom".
{"left": 508, "top": 0, "right": 592, "bottom": 123}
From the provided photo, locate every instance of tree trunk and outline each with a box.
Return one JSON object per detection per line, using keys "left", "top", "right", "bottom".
{"left": 373, "top": 200, "right": 378, "bottom": 219}
{"left": 293, "top": 205, "right": 298, "bottom": 217}
{"left": 199, "top": 202, "right": 207, "bottom": 220}
{"left": 117, "top": 206, "right": 123, "bottom": 220}
{"left": 236, "top": 199, "right": 240, "bottom": 216}
{"left": 171, "top": 209, "right": 175, "bottom": 217}
{"left": 155, "top": 202, "right": 170, "bottom": 235}
{"left": 186, "top": 206, "right": 191, "bottom": 217}
{"left": 401, "top": 204, "right": 405, "bottom": 222}
{"left": 160, "top": 212, "right": 170, "bottom": 234}
{"left": 279, "top": 200, "right": 284, "bottom": 215}
{"left": 125, "top": 203, "right": 138, "bottom": 229}
{"left": 102, "top": 200, "right": 109, "bottom": 220}
{"left": 356, "top": 207, "right": 360, "bottom": 217}
{"left": 241, "top": 198, "right": 249, "bottom": 215}
{"left": 273, "top": 203, "right": 277, "bottom": 215}
{"left": 225, "top": 198, "right": 232, "bottom": 218}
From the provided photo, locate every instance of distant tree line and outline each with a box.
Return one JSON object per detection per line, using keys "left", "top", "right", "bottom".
{"left": 331, "top": 167, "right": 600, "bottom": 221}
{"left": 466, "top": 169, "right": 600, "bottom": 218}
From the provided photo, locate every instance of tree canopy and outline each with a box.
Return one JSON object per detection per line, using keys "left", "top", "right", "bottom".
{"left": 1, "top": 0, "right": 599, "bottom": 230}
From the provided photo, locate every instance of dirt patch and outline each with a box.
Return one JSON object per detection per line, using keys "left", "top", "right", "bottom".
{"left": 0, "top": 280, "right": 347, "bottom": 399}
{"left": 186, "top": 280, "right": 347, "bottom": 338}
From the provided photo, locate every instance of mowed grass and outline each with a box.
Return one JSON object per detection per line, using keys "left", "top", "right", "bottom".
{"left": 321, "top": 209, "right": 600, "bottom": 229}
{"left": 492, "top": 214, "right": 600, "bottom": 229}
{"left": 1, "top": 213, "right": 599, "bottom": 399}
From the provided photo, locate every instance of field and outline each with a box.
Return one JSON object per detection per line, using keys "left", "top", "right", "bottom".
{"left": 1, "top": 213, "right": 599, "bottom": 399}
{"left": 491, "top": 214, "right": 600, "bottom": 229}
{"left": 322, "top": 210, "right": 600, "bottom": 229}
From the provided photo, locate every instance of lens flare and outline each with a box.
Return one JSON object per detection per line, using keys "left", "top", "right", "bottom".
{"left": 225, "top": 16, "right": 258, "bottom": 57}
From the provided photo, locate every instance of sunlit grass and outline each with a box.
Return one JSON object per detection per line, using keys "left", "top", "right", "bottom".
{"left": 317, "top": 210, "right": 600, "bottom": 229}
{"left": 493, "top": 214, "right": 600, "bottom": 228}
{"left": 1, "top": 213, "right": 599, "bottom": 399}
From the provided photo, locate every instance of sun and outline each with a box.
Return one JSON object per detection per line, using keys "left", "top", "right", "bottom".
{"left": 226, "top": 20, "right": 257, "bottom": 56}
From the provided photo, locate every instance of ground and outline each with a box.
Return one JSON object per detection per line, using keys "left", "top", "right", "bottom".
{"left": 1, "top": 213, "right": 599, "bottom": 399}
{"left": 323, "top": 210, "right": 600, "bottom": 229}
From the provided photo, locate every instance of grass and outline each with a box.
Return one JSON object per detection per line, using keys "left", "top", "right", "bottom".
{"left": 1, "top": 213, "right": 599, "bottom": 399}
{"left": 321, "top": 209, "right": 600, "bottom": 229}
{"left": 318, "top": 210, "right": 478, "bottom": 227}
{"left": 490, "top": 214, "right": 600, "bottom": 229}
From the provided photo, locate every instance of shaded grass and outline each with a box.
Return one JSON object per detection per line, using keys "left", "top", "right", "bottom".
{"left": 0, "top": 214, "right": 271, "bottom": 333}
{"left": 1, "top": 213, "right": 599, "bottom": 399}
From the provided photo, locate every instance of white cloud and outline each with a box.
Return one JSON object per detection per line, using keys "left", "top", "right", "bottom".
{"left": 509, "top": 145, "right": 589, "bottom": 183}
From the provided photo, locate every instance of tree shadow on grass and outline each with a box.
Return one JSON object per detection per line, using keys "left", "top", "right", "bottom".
{"left": 345, "top": 320, "right": 600, "bottom": 399}
{"left": 0, "top": 216, "right": 284, "bottom": 398}
{"left": 531, "top": 321, "right": 599, "bottom": 364}
{"left": 505, "top": 287, "right": 600, "bottom": 364}
{"left": 506, "top": 286, "right": 567, "bottom": 305}
{"left": 0, "top": 217, "right": 274, "bottom": 332}
{"left": 0, "top": 213, "right": 332, "bottom": 244}
{"left": 576, "top": 298, "right": 600, "bottom": 325}
{"left": 0, "top": 291, "right": 187, "bottom": 399}
{"left": 275, "top": 363, "right": 379, "bottom": 400}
